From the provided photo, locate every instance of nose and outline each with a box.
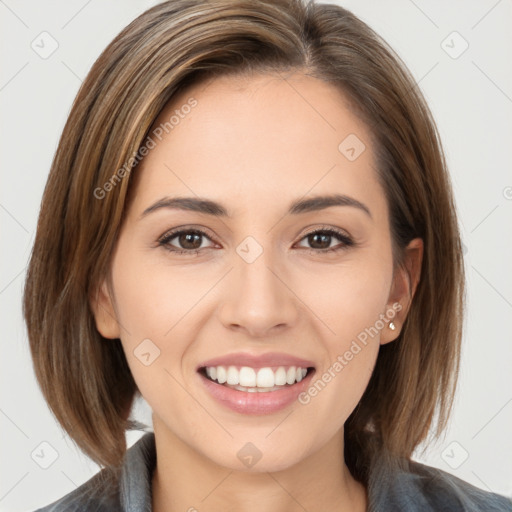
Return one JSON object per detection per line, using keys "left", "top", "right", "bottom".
{"left": 217, "top": 247, "right": 299, "bottom": 338}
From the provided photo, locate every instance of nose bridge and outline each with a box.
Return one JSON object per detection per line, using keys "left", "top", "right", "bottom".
{"left": 218, "top": 235, "right": 298, "bottom": 335}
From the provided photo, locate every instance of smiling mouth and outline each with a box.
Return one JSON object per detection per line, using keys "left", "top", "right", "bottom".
{"left": 198, "top": 365, "right": 316, "bottom": 393}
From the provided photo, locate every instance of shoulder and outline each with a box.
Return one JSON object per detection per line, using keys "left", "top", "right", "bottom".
{"left": 404, "top": 459, "right": 512, "bottom": 512}
{"left": 32, "top": 432, "right": 156, "bottom": 512}
{"left": 367, "top": 453, "right": 512, "bottom": 512}
{"left": 32, "top": 467, "right": 121, "bottom": 511}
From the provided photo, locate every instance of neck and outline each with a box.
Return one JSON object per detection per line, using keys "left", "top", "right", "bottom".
{"left": 151, "top": 416, "right": 367, "bottom": 512}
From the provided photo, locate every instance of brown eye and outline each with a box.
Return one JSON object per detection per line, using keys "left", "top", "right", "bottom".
{"left": 176, "top": 232, "right": 203, "bottom": 250}
{"left": 307, "top": 232, "right": 332, "bottom": 250}
{"left": 297, "top": 228, "right": 354, "bottom": 253}
{"left": 158, "top": 229, "right": 215, "bottom": 254}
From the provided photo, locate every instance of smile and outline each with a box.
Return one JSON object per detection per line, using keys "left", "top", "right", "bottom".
{"left": 197, "top": 364, "right": 316, "bottom": 414}
{"left": 200, "top": 365, "right": 311, "bottom": 391}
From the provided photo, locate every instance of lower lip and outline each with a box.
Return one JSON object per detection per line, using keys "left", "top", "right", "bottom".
{"left": 198, "top": 369, "right": 315, "bottom": 415}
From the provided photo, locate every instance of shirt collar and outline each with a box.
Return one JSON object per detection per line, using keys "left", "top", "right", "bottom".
{"left": 119, "top": 431, "right": 156, "bottom": 512}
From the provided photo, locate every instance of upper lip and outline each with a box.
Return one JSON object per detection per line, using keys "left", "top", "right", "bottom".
{"left": 197, "top": 352, "right": 316, "bottom": 370}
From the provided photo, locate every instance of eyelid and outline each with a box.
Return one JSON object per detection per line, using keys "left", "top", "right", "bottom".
{"left": 300, "top": 224, "right": 351, "bottom": 240}
{"left": 157, "top": 225, "right": 219, "bottom": 247}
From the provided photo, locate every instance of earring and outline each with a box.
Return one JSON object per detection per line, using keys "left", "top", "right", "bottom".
{"left": 389, "top": 321, "right": 396, "bottom": 331}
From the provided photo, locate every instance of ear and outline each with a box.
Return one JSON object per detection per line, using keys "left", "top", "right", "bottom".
{"left": 380, "top": 237, "right": 423, "bottom": 345}
{"left": 89, "top": 278, "right": 121, "bottom": 339}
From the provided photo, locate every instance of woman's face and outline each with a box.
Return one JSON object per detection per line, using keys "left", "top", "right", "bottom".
{"left": 93, "top": 72, "right": 421, "bottom": 472}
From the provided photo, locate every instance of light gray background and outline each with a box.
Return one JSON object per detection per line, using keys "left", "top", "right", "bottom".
{"left": 1, "top": 1, "right": 511, "bottom": 510}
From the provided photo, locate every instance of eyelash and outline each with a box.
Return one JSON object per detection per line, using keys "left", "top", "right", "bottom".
{"left": 157, "top": 225, "right": 355, "bottom": 256}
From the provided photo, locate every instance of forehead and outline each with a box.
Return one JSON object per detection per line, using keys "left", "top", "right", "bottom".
{"left": 129, "top": 72, "right": 386, "bottom": 220}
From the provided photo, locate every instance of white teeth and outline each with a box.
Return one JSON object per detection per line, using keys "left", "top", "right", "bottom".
{"left": 274, "top": 367, "right": 287, "bottom": 386}
{"left": 204, "top": 365, "right": 311, "bottom": 388}
{"left": 286, "top": 367, "right": 296, "bottom": 385}
{"left": 256, "top": 368, "right": 274, "bottom": 388}
{"left": 239, "top": 366, "right": 256, "bottom": 387}
{"left": 226, "top": 366, "right": 239, "bottom": 385}
{"left": 216, "top": 366, "right": 227, "bottom": 384}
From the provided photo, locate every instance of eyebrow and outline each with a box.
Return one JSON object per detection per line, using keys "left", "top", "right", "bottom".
{"left": 140, "top": 193, "right": 372, "bottom": 220}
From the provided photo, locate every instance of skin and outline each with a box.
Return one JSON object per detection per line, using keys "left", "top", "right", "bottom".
{"left": 92, "top": 71, "right": 423, "bottom": 512}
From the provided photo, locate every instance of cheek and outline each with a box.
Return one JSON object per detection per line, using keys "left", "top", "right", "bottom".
{"left": 110, "top": 246, "right": 209, "bottom": 340}
{"left": 291, "top": 256, "right": 391, "bottom": 413}
{"left": 108, "top": 248, "right": 188, "bottom": 391}
{"left": 109, "top": 247, "right": 224, "bottom": 403}
{"left": 295, "top": 290, "right": 385, "bottom": 438}
{"left": 293, "top": 254, "right": 392, "bottom": 339}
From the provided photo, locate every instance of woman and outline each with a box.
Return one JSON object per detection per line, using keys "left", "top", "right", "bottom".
{"left": 24, "top": 0, "right": 511, "bottom": 510}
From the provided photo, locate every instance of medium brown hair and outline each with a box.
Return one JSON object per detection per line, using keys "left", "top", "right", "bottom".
{"left": 23, "top": 0, "right": 465, "bottom": 484}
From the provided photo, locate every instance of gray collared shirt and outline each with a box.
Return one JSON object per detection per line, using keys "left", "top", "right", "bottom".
{"left": 33, "top": 432, "right": 512, "bottom": 511}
